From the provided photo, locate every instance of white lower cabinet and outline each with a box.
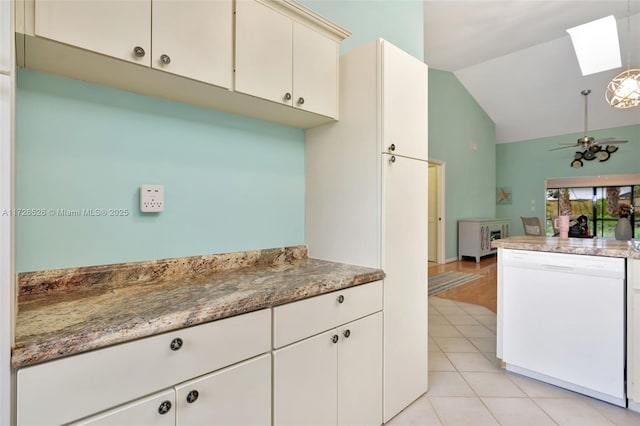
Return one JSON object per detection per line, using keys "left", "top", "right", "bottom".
{"left": 71, "top": 389, "right": 176, "bottom": 426}
{"left": 17, "top": 309, "right": 271, "bottom": 425}
{"left": 336, "top": 313, "right": 383, "bottom": 426}
{"left": 175, "top": 354, "right": 271, "bottom": 426}
{"left": 274, "top": 329, "right": 338, "bottom": 426}
{"left": 16, "top": 283, "right": 383, "bottom": 425}
{"left": 274, "top": 312, "right": 383, "bottom": 426}
{"left": 73, "top": 354, "right": 271, "bottom": 426}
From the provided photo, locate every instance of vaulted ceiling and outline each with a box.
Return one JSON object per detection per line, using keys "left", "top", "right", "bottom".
{"left": 423, "top": 1, "right": 640, "bottom": 144}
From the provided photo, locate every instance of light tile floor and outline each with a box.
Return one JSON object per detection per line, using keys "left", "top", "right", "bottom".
{"left": 387, "top": 296, "right": 640, "bottom": 426}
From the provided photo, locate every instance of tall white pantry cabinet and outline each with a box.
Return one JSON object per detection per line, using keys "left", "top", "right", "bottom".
{"left": 306, "top": 39, "right": 428, "bottom": 423}
{"left": 0, "top": 0, "right": 15, "bottom": 424}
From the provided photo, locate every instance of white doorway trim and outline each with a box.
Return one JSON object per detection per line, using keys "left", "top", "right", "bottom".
{"left": 428, "top": 159, "right": 446, "bottom": 264}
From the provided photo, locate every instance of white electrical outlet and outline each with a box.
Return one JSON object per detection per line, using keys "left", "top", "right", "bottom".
{"left": 140, "top": 185, "right": 164, "bottom": 212}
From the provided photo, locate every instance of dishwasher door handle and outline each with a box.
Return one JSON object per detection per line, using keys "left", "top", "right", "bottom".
{"left": 540, "top": 264, "right": 575, "bottom": 273}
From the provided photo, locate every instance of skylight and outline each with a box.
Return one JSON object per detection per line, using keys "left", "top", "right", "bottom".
{"left": 567, "top": 15, "right": 622, "bottom": 76}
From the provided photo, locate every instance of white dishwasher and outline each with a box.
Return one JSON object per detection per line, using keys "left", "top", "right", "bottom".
{"left": 502, "top": 249, "right": 626, "bottom": 406}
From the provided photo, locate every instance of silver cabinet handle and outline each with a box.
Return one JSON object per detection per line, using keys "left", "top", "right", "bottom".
{"left": 284, "top": 92, "right": 292, "bottom": 101}
{"left": 389, "top": 155, "right": 396, "bottom": 164}
{"left": 160, "top": 54, "right": 171, "bottom": 65}
{"left": 343, "top": 329, "right": 351, "bottom": 338}
{"left": 388, "top": 144, "right": 395, "bottom": 152}
{"left": 186, "top": 390, "right": 199, "bottom": 404}
{"left": 331, "top": 334, "right": 339, "bottom": 344}
{"left": 297, "top": 97, "right": 305, "bottom": 105}
{"left": 158, "top": 401, "right": 172, "bottom": 415}
{"left": 133, "top": 46, "right": 145, "bottom": 57}
{"left": 170, "top": 337, "right": 183, "bottom": 351}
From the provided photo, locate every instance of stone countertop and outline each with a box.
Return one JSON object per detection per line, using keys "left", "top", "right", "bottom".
{"left": 494, "top": 236, "right": 640, "bottom": 259}
{"left": 12, "top": 246, "right": 385, "bottom": 368}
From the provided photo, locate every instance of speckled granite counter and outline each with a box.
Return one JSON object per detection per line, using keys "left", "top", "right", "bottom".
{"left": 494, "top": 236, "right": 640, "bottom": 259}
{"left": 12, "top": 246, "right": 384, "bottom": 368}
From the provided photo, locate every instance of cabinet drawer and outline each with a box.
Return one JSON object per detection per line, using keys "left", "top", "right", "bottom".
{"left": 17, "top": 309, "right": 271, "bottom": 426}
{"left": 273, "top": 281, "right": 382, "bottom": 348}
{"left": 70, "top": 389, "right": 175, "bottom": 426}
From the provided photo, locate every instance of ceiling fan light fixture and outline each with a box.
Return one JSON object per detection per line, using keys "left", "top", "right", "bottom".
{"left": 606, "top": 68, "right": 640, "bottom": 108}
{"left": 606, "top": 0, "right": 639, "bottom": 109}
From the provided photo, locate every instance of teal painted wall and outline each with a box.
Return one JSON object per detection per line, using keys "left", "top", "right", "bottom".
{"left": 16, "top": 69, "right": 304, "bottom": 272}
{"left": 15, "top": 2, "right": 424, "bottom": 272}
{"left": 300, "top": 0, "right": 424, "bottom": 60}
{"left": 428, "top": 69, "right": 496, "bottom": 261}
{"left": 496, "top": 124, "right": 640, "bottom": 235}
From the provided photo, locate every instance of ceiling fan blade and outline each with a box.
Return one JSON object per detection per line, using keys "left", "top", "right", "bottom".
{"left": 596, "top": 140, "right": 629, "bottom": 145}
{"left": 549, "top": 145, "right": 579, "bottom": 151}
{"left": 595, "top": 137, "right": 616, "bottom": 142}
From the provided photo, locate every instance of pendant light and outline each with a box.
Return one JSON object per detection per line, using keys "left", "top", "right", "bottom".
{"left": 606, "top": 0, "right": 640, "bottom": 108}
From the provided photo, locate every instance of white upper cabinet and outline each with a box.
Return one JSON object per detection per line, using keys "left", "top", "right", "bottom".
{"left": 235, "top": 0, "right": 293, "bottom": 106}
{"left": 152, "top": 0, "right": 233, "bottom": 87}
{"left": 0, "top": 0, "right": 12, "bottom": 72}
{"left": 292, "top": 22, "right": 339, "bottom": 118}
{"left": 34, "top": 0, "right": 232, "bottom": 87}
{"left": 19, "top": 0, "right": 349, "bottom": 128}
{"left": 235, "top": 0, "right": 345, "bottom": 119}
{"left": 35, "top": 0, "right": 152, "bottom": 66}
{"left": 381, "top": 41, "right": 428, "bottom": 161}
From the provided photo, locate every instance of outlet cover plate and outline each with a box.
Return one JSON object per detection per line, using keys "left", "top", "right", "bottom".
{"left": 140, "top": 184, "right": 164, "bottom": 212}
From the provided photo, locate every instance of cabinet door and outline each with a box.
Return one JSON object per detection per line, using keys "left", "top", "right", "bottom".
{"left": 235, "top": 0, "right": 293, "bottom": 105}
{"left": 293, "top": 22, "right": 338, "bottom": 118}
{"left": 382, "top": 154, "right": 428, "bottom": 422}
{"left": 71, "top": 389, "right": 175, "bottom": 426}
{"left": 381, "top": 41, "right": 428, "bottom": 161}
{"left": 0, "top": 0, "right": 11, "bottom": 72}
{"left": 337, "top": 313, "right": 382, "bottom": 426}
{"left": 152, "top": 0, "right": 232, "bottom": 88}
{"left": 176, "top": 354, "right": 271, "bottom": 426}
{"left": 274, "top": 329, "right": 338, "bottom": 426}
{"left": 34, "top": 0, "right": 151, "bottom": 66}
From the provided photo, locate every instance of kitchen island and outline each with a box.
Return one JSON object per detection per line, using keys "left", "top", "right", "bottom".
{"left": 494, "top": 236, "right": 640, "bottom": 412}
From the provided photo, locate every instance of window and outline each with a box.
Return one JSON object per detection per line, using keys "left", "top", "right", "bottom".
{"left": 546, "top": 185, "right": 637, "bottom": 238}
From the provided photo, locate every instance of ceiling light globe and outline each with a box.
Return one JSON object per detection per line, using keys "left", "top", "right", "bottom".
{"left": 606, "top": 69, "right": 640, "bottom": 108}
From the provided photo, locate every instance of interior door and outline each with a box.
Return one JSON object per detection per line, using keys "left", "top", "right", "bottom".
{"left": 382, "top": 154, "right": 428, "bottom": 422}
{"left": 428, "top": 165, "right": 437, "bottom": 262}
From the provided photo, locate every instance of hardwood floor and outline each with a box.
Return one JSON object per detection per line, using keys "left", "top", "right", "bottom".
{"left": 428, "top": 255, "right": 497, "bottom": 313}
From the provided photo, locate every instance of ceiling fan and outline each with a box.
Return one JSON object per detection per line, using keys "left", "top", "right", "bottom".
{"left": 550, "top": 89, "right": 628, "bottom": 154}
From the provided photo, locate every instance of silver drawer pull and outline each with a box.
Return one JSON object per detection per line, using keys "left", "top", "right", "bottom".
{"left": 186, "top": 390, "right": 199, "bottom": 403}
{"left": 170, "top": 337, "right": 183, "bottom": 351}
{"left": 158, "top": 400, "right": 172, "bottom": 415}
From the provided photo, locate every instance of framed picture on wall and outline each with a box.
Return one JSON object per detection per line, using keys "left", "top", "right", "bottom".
{"left": 496, "top": 187, "right": 512, "bottom": 205}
